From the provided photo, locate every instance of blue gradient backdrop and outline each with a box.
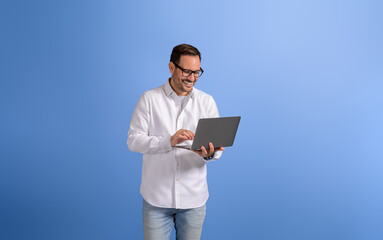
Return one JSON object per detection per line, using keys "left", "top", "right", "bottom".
{"left": 1, "top": 0, "right": 382, "bottom": 239}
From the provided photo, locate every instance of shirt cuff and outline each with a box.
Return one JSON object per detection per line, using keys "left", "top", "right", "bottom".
{"left": 160, "top": 135, "right": 173, "bottom": 152}
{"left": 203, "top": 151, "right": 222, "bottom": 162}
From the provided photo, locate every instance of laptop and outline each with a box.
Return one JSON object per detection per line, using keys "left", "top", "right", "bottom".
{"left": 174, "top": 116, "right": 241, "bottom": 150}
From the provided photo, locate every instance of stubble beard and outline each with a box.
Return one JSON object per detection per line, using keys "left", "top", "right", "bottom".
{"left": 172, "top": 76, "right": 195, "bottom": 94}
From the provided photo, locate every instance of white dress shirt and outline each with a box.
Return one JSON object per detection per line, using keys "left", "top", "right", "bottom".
{"left": 127, "top": 79, "right": 222, "bottom": 209}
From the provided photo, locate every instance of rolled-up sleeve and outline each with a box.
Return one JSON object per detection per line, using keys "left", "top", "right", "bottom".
{"left": 127, "top": 93, "right": 173, "bottom": 154}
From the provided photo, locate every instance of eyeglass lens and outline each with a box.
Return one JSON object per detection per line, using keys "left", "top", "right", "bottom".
{"left": 182, "top": 70, "right": 201, "bottom": 78}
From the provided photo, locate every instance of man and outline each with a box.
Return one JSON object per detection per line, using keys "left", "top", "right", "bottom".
{"left": 127, "top": 44, "right": 224, "bottom": 240}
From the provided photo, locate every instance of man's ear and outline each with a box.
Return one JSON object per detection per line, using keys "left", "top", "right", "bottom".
{"left": 169, "top": 62, "right": 175, "bottom": 75}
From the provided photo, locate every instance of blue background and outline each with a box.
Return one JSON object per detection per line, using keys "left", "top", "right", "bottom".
{"left": 1, "top": 0, "right": 382, "bottom": 239}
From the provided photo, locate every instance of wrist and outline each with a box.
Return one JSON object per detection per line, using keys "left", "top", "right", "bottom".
{"left": 203, "top": 153, "right": 214, "bottom": 160}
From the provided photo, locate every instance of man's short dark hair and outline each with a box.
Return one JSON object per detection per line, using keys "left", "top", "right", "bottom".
{"left": 170, "top": 44, "right": 201, "bottom": 64}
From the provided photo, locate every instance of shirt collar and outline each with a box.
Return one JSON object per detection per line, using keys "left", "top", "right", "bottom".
{"left": 164, "top": 78, "right": 195, "bottom": 98}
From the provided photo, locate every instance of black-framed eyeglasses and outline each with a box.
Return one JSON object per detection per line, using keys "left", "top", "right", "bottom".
{"left": 172, "top": 62, "right": 204, "bottom": 78}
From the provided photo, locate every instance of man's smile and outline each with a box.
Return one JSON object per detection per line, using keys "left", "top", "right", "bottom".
{"left": 182, "top": 79, "right": 195, "bottom": 87}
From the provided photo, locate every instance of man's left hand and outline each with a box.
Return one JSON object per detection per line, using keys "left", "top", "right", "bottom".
{"left": 191, "top": 142, "right": 225, "bottom": 159}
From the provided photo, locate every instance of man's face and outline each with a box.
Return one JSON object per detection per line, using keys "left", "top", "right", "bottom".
{"left": 169, "top": 55, "right": 201, "bottom": 96}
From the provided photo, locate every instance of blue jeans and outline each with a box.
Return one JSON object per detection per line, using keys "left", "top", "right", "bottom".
{"left": 142, "top": 199, "right": 206, "bottom": 240}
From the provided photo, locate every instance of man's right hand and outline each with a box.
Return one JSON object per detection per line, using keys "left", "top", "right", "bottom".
{"left": 170, "top": 129, "right": 195, "bottom": 147}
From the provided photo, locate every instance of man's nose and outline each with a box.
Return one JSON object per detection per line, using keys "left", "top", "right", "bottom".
{"left": 187, "top": 74, "right": 196, "bottom": 81}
